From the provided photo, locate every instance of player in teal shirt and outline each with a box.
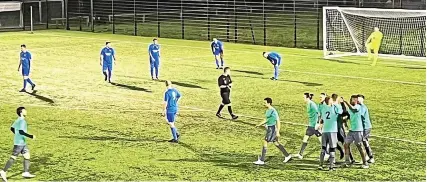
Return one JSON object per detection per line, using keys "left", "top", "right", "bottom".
{"left": 343, "top": 95, "right": 369, "bottom": 169}
{"left": 296, "top": 93, "right": 322, "bottom": 159}
{"left": 358, "top": 94, "right": 374, "bottom": 163}
{"left": 253, "top": 98, "right": 292, "bottom": 165}
{"left": 0, "top": 107, "right": 36, "bottom": 181}
{"left": 318, "top": 96, "right": 343, "bottom": 171}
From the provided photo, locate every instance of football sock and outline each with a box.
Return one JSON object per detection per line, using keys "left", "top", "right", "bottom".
{"left": 299, "top": 142, "right": 308, "bottom": 155}
{"left": 3, "top": 158, "right": 15, "bottom": 172}
{"left": 26, "top": 78, "right": 34, "bottom": 86}
{"left": 24, "top": 159, "right": 30, "bottom": 172}
{"left": 227, "top": 106, "right": 233, "bottom": 116}
{"left": 216, "top": 104, "right": 224, "bottom": 115}
{"left": 260, "top": 146, "right": 267, "bottom": 161}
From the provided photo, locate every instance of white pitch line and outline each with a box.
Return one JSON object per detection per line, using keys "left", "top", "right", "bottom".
{"left": 2, "top": 33, "right": 425, "bottom": 144}
{"left": 0, "top": 101, "right": 204, "bottom": 112}
{"left": 37, "top": 33, "right": 426, "bottom": 86}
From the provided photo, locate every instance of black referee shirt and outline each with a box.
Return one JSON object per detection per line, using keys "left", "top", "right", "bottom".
{"left": 218, "top": 74, "right": 232, "bottom": 93}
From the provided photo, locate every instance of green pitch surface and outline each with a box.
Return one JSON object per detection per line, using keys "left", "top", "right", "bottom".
{"left": 0, "top": 30, "right": 425, "bottom": 181}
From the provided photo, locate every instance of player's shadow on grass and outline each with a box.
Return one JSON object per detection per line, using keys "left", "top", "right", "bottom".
{"left": 386, "top": 65, "right": 426, "bottom": 70}
{"left": 234, "top": 69, "right": 264, "bottom": 75}
{"left": 173, "top": 81, "right": 206, "bottom": 89}
{"left": 25, "top": 91, "right": 55, "bottom": 104}
{"left": 6, "top": 153, "right": 55, "bottom": 179}
{"left": 235, "top": 75, "right": 322, "bottom": 86}
{"left": 61, "top": 135, "right": 168, "bottom": 143}
{"left": 327, "top": 59, "right": 362, "bottom": 65}
{"left": 111, "top": 82, "right": 152, "bottom": 93}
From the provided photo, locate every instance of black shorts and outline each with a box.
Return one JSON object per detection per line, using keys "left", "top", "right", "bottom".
{"left": 337, "top": 127, "right": 346, "bottom": 143}
{"left": 305, "top": 126, "right": 321, "bottom": 137}
{"left": 221, "top": 92, "right": 231, "bottom": 105}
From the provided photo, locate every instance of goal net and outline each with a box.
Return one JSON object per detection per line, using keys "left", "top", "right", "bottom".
{"left": 0, "top": 1, "right": 22, "bottom": 29}
{"left": 323, "top": 7, "right": 426, "bottom": 60}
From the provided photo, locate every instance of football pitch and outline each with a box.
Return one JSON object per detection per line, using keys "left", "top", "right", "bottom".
{"left": 0, "top": 30, "right": 425, "bottom": 181}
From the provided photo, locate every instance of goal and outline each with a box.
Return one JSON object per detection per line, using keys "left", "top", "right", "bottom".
{"left": 323, "top": 7, "right": 426, "bottom": 60}
{"left": 0, "top": 1, "right": 22, "bottom": 29}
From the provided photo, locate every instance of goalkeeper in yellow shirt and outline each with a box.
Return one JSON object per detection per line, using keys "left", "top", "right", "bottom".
{"left": 366, "top": 27, "right": 383, "bottom": 66}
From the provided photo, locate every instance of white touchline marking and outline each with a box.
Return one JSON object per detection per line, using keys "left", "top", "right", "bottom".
{"left": 32, "top": 33, "right": 425, "bottom": 86}
{"left": 1, "top": 86, "right": 425, "bottom": 145}
{"left": 1, "top": 33, "right": 425, "bottom": 144}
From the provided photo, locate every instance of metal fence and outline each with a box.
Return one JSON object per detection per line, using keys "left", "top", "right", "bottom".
{"left": 7, "top": 0, "right": 427, "bottom": 49}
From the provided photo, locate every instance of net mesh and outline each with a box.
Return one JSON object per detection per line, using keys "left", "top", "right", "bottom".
{"left": 0, "top": 2, "right": 22, "bottom": 28}
{"left": 324, "top": 7, "right": 426, "bottom": 58}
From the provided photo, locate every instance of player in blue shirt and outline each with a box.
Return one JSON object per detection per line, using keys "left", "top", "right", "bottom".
{"left": 262, "top": 52, "right": 282, "bottom": 80}
{"left": 100, "top": 42, "right": 116, "bottom": 83}
{"left": 163, "top": 81, "right": 182, "bottom": 143}
{"left": 149, "top": 38, "right": 161, "bottom": 80}
{"left": 211, "top": 38, "right": 224, "bottom": 69}
{"left": 18, "top": 45, "right": 36, "bottom": 92}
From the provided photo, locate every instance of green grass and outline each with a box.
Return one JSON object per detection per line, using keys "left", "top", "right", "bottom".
{"left": 0, "top": 30, "right": 425, "bottom": 181}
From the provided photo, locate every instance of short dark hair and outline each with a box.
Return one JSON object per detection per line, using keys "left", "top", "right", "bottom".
{"left": 264, "top": 97, "right": 273, "bottom": 105}
{"left": 262, "top": 52, "right": 266, "bottom": 55}
{"left": 105, "top": 41, "right": 111, "bottom": 45}
{"left": 320, "top": 93, "right": 326, "bottom": 96}
{"left": 223, "top": 67, "right": 230, "bottom": 73}
{"left": 153, "top": 38, "right": 158, "bottom": 41}
{"left": 357, "top": 94, "right": 365, "bottom": 99}
{"left": 331, "top": 93, "right": 338, "bottom": 101}
{"left": 324, "top": 96, "right": 331, "bottom": 104}
{"left": 351, "top": 95, "right": 358, "bottom": 99}
{"left": 21, "top": 44, "right": 26, "bottom": 48}
{"left": 16, "top": 107, "right": 25, "bottom": 116}
{"left": 165, "top": 80, "right": 172, "bottom": 87}
{"left": 304, "top": 93, "right": 313, "bottom": 100}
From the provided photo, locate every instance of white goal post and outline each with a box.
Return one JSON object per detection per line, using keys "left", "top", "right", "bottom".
{"left": 0, "top": 1, "right": 23, "bottom": 29}
{"left": 323, "top": 7, "right": 426, "bottom": 60}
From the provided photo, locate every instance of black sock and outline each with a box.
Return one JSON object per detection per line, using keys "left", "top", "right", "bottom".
{"left": 227, "top": 106, "right": 233, "bottom": 116}
{"left": 216, "top": 104, "right": 224, "bottom": 115}
{"left": 363, "top": 141, "right": 373, "bottom": 158}
{"left": 336, "top": 144, "right": 344, "bottom": 159}
{"left": 103, "top": 71, "right": 107, "bottom": 80}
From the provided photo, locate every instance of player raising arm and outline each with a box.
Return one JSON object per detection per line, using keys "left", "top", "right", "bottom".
{"left": 365, "top": 27, "right": 383, "bottom": 66}
{"left": 211, "top": 38, "right": 224, "bottom": 69}
{"left": 0, "top": 107, "right": 36, "bottom": 182}
{"left": 18, "top": 44, "right": 36, "bottom": 92}
{"left": 358, "top": 94, "right": 374, "bottom": 163}
{"left": 262, "top": 52, "right": 282, "bottom": 80}
{"left": 253, "top": 98, "right": 292, "bottom": 165}
{"left": 343, "top": 95, "right": 369, "bottom": 169}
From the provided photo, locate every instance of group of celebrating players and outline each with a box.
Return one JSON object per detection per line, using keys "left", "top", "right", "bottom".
{"left": 0, "top": 30, "right": 382, "bottom": 181}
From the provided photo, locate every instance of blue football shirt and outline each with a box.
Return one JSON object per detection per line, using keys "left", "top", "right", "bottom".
{"left": 20, "top": 51, "right": 32, "bottom": 69}
{"left": 164, "top": 88, "right": 181, "bottom": 113}
{"left": 101, "top": 47, "right": 115, "bottom": 64}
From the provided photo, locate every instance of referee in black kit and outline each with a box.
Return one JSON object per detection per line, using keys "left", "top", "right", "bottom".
{"left": 216, "top": 67, "right": 239, "bottom": 120}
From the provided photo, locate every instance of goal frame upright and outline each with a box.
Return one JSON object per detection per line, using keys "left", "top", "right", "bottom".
{"left": 322, "top": 6, "right": 427, "bottom": 61}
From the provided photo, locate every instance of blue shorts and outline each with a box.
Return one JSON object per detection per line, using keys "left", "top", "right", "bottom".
{"left": 213, "top": 50, "right": 223, "bottom": 56}
{"left": 166, "top": 112, "right": 177, "bottom": 123}
{"left": 103, "top": 61, "right": 113, "bottom": 71}
{"left": 22, "top": 68, "right": 30, "bottom": 76}
{"left": 150, "top": 60, "right": 159, "bottom": 68}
